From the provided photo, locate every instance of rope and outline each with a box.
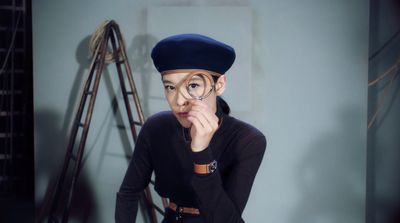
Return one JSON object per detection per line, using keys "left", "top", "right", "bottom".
{"left": 89, "top": 20, "right": 124, "bottom": 63}
{"left": 368, "top": 70, "right": 398, "bottom": 129}
{"left": 368, "top": 58, "right": 400, "bottom": 87}
{"left": 367, "top": 58, "right": 400, "bottom": 129}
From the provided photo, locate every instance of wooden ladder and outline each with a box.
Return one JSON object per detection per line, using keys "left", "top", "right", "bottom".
{"left": 46, "top": 20, "right": 167, "bottom": 223}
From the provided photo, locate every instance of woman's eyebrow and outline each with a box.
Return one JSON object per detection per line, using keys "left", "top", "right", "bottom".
{"left": 162, "top": 80, "right": 174, "bottom": 84}
{"left": 190, "top": 76, "right": 202, "bottom": 80}
{"left": 162, "top": 77, "right": 186, "bottom": 86}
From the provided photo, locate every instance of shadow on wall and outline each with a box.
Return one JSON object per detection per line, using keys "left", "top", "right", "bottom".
{"left": 93, "top": 67, "right": 135, "bottom": 172}
{"left": 34, "top": 110, "right": 97, "bottom": 223}
{"left": 128, "top": 34, "right": 160, "bottom": 118}
{"left": 93, "top": 33, "right": 161, "bottom": 170}
{"left": 60, "top": 35, "right": 92, "bottom": 140}
{"left": 126, "top": 33, "right": 161, "bottom": 223}
{"left": 291, "top": 107, "right": 365, "bottom": 223}
{"left": 35, "top": 36, "right": 97, "bottom": 223}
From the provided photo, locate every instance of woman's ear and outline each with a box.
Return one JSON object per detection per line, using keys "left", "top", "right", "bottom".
{"left": 215, "top": 75, "right": 226, "bottom": 96}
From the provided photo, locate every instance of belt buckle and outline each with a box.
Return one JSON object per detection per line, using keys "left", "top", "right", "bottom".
{"left": 176, "top": 206, "right": 184, "bottom": 221}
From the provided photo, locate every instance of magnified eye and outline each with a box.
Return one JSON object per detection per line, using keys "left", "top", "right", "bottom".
{"left": 185, "top": 72, "right": 213, "bottom": 100}
{"left": 188, "top": 83, "right": 200, "bottom": 89}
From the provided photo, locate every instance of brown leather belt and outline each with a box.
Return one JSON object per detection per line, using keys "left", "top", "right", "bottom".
{"left": 168, "top": 201, "right": 200, "bottom": 215}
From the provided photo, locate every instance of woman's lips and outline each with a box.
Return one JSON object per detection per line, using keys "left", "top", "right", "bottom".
{"left": 177, "top": 112, "right": 189, "bottom": 118}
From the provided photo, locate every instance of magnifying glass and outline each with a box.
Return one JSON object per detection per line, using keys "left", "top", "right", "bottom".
{"left": 184, "top": 71, "right": 215, "bottom": 100}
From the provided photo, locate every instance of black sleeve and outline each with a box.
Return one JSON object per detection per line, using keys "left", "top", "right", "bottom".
{"left": 190, "top": 134, "right": 267, "bottom": 223}
{"left": 115, "top": 125, "right": 153, "bottom": 223}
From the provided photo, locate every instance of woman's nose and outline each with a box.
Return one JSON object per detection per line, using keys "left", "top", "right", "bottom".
{"left": 176, "top": 89, "right": 189, "bottom": 106}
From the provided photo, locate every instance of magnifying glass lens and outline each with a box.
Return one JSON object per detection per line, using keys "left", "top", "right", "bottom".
{"left": 186, "top": 72, "right": 214, "bottom": 100}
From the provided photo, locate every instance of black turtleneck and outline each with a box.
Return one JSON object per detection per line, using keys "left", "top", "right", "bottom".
{"left": 115, "top": 104, "right": 267, "bottom": 223}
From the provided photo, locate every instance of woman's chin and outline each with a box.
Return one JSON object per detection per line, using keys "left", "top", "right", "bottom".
{"left": 176, "top": 116, "right": 192, "bottom": 128}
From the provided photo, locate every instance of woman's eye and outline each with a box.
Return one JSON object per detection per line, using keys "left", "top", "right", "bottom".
{"left": 164, "top": 85, "right": 175, "bottom": 91}
{"left": 188, "top": 83, "right": 200, "bottom": 89}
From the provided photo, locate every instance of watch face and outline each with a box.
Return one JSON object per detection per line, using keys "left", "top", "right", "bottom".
{"left": 209, "top": 160, "right": 218, "bottom": 173}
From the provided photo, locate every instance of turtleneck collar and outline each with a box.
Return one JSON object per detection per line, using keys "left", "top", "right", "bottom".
{"left": 215, "top": 99, "right": 225, "bottom": 120}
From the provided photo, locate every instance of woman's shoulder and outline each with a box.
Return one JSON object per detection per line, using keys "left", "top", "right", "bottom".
{"left": 225, "top": 115, "right": 267, "bottom": 147}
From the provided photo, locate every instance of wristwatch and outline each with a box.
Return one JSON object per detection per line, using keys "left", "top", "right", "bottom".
{"left": 193, "top": 160, "right": 218, "bottom": 174}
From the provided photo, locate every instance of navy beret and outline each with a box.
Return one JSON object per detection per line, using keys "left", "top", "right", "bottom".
{"left": 151, "top": 33, "right": 236, "bottom": 75}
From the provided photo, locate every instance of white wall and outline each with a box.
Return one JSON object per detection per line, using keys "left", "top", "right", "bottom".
{"left": 32, "top": 0, "right": 369, "bottom": 222}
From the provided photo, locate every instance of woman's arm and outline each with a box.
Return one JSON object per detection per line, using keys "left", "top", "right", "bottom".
{"left": 190, "top": 134, "right": 266, "bottom": 223}
{"left": 115, "top": 125, "right": 153, "bottom": 223}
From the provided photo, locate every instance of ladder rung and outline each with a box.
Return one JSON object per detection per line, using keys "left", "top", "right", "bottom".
{"left": 149, "top": 202, "right": 165, "bottom": 215}
{"left": 115, "top": 59, "right": 125, "bottom": 64}
{"left": 117, "top": 122, "right": 143, "bottom": 128}
{"left": 85, "top": 91, "right": 93, "bottom": 95}
{"left": 79, "top": 123, "right": 85, "bottom": 127}
{"left": 133, "top": 121, "right": 142, "bottom": 126}
{"left": 126, "top": 91, "right": 133, "bottom": 95}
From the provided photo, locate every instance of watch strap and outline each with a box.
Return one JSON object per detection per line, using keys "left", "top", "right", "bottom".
{"left": 193, "top": 160, "right": 217, "bottom": 174}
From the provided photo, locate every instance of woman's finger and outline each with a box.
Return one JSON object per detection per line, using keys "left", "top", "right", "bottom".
{"left": 187, "top": 115, "right": 204, "bottom": 134}
{"left": 189, "top": 111, "right": 218, "bottom": 131}
{"left": 189, "top": 100, "right": 219, "bottom": 124}
{"left": 189, "top": 110, "right": 213, "bottom": 133}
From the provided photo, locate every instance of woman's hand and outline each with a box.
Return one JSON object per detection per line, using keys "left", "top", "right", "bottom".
{"left": 187, "top": 100, "right": 219, "bottom": 152}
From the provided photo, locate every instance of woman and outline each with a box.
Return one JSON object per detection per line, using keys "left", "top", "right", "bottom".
{"left": 115, "top": 33, "right": 266, "bottom": 223}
